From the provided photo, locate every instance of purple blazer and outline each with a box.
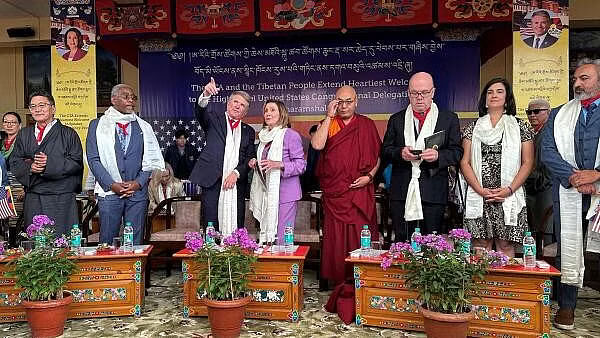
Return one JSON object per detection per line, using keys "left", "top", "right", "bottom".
{"left": 277, "top": 129, "right": 306, "bottom": 204}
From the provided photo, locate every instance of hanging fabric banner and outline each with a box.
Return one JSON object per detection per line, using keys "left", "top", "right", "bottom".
{"left": 438, "top": 0, "right": 512, "bottom": 23}
{"left": 50, "top": 0, "right": 97, "bottom": 159}
{"left": 96, "top": 0, "right": 171, "bottom": 36}
{"left": 259, "top": 0, "right": 341, "bottom": 31}
{"left": 513, "top": 0, "right": 569, "bottom": 117}
{"left": 346, "top": 0, "right": 432, "bottom": 28}
{"left": 176, "top": 0, "right": 255, "bottom": 34}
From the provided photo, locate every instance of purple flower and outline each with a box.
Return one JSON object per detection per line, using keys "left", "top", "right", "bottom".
{"left": 54, "top": 237, "right": 68, "bottom": 248}
{"left": 486, "top": 250, "right": 509, "bottom": 268}
{"left": 389, "top": 242, "right": 412, "bottom": 255}
{"left": 185, "top": 232, "right": 204, "bottom": 252}
{"left": 32, "top": 215, "right": 54, "bottom": 227}
{"left": 26, "top": 224, "right": 42, "bottom": 238}
{"left": 206, "top": 227, "right": 222, "bottom": 239}
{"left": 222, "top": 228, "right": 258, "bottom": 251}
{"left": 414, "top": 234, "right": 453, "bottom": 252}
{"left": 449, "top": 229, "right": 472, "bottom": 241}
{"left": 380, "top": 256, "right": 393, "bottom": 270}
{"left": 0, "top": 242, "right": 5, "bottom": 255}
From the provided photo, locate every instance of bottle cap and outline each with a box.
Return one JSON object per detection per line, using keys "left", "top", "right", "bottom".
{"left": 363, "top": 225, "right": 369, "bottom": 229}
{"left": 207, "top": 221, "right": 214, "bottom": 226}
{"left": 415, "top": 227, "right": 420, "bottom": 232}
{"left": 125, "top": 221, "right": 132, "bottom": 226}
{"left": 525, "top": 231, "right": 531, "bottom": 236}
{"left": 72, "top": 224, "right": 78, "bottom": 228}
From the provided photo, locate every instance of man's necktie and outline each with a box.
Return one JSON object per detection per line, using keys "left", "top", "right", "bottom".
{"left": 117, "top": 123, "right": 129, "bottom": 153}
{"left": 36, "top": 124, "right": 45, "bottom": 144}
{"left": 534, "top": 37, "right": 540, "bottom": 48}
{"left": 228, "top": 118, "right": 240, "bottom": 130}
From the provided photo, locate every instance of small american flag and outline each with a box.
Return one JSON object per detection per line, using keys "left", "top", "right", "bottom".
{"left": 0, "top": 186, "right": 17, "bottom": 219}
{"left": 592, "top": 201, "right": 600, "bottom": 233}
{"left": 151, "top": 118, "right": 206, "bottom": 153}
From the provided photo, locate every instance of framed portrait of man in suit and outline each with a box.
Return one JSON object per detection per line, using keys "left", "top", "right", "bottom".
{"left": 519, "top": 9, "right": 562, "bottom": 50}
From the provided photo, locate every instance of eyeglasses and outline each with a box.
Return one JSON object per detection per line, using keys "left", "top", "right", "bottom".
{"left": 118, "top": 94, "right": 138, "bottom": 101}
{"left": 408, "top": 88, "right": 434, "bottom": 98}
{"left": 2, "top": 121, "right": 18, "bottom": 125}
{"left": 526, "top": 108, "right": 548, "bottom": 115}
{"left": 336, "top": 98, "right": 355, "bottom": 106}
{"left": 28, "top": 103, "right": 52, "bottom": 110}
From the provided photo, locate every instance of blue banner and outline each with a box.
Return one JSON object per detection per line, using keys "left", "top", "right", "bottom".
{"left": 140, "top": 36, "right": 479, "bottom": 150}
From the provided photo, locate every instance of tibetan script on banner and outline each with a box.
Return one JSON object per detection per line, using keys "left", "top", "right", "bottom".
{"left": 439, "top": 0, "right": 511, "bottom": 23}
{"left": 176, "top": 0, "right": 254, "bottom": 34}
{"left": 96, "top": 0, "right": 171, "bottom": 35}
{"left": 260, "top": 0, "right": 341, "bottom": 31}
{"left": 346, "top": 0, "right": 432, "bottom": 28}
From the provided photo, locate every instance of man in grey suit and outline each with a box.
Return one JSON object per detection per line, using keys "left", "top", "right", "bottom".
{"left": 87, "top": 84, "right": 164, "bottom": 244}
{"left": 523, "top": 10, "right": 558, "bottom": 49}
{"left": 542, "top": 58, "right": 600, "bottom": 331}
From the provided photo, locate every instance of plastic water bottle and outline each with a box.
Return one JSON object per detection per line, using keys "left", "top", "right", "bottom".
{"left": 70, "top": 224, "right": 81, "bottom": 252}
{"left": 360, "top": 225, "right": 371, "bottom": 257}
{"left": 123, "top": 222, "right": 134, "bottom": 252}
{"left": 523, "top": 231, "right": 536, "bottom": 269}
{"left": 411, "top": 227, "right": 422, "bottom": 254}
{"left": 461, "top": 239, "right": 471, "bottom": 262}
{"left": 206, "top": 222, "right": 215, "bottom": 245}
{"left": 284, "top": 223, "right": 294, "bottom": 254}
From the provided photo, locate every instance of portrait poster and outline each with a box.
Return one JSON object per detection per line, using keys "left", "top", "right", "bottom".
{"left": 513, "top": 0, "right": 569, "bottom": 118}
{"left": 50, "top": 0, "right": 97, "bottom": 183}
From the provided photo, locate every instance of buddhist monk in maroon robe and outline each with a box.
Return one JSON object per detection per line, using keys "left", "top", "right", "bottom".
{"left": 312, "top": 86, "right": 381, "bottom": 288}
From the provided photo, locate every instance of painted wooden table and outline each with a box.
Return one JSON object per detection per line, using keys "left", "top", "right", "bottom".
{"left": 347, "top": 255, "right": 561, "bottom": 338}
{"left": 173, "top": 245, "right": 309, "bottom": 322}
{"left": 0, "top": 245, "right": 152, "bottom": 322}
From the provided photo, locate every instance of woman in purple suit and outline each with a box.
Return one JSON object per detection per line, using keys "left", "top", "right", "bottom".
{"left": 249, "top": 100, "right": 306, "bottom": 245}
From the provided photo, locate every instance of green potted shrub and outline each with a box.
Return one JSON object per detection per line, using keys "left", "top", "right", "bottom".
{"left": 185, "top": 228, "right": 258, "bottom": 338}
{"left": 381, "top": 229, "right": 508, "bottom": 338}
{"left": 5, "top": 215, "right": 77, "bottom": 338}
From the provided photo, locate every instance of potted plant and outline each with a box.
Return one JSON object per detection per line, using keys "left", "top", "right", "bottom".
{"left": 381, "top": 229, "right": 508, "bottom": 338}
{"left": 5, "top": 215, "right": 77, "bottom": 338}
{"left": 185, "top": 228, "right": 258, "bottom": 338}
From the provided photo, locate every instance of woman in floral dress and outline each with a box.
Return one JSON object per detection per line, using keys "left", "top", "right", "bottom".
{"left": 460, "top": 78, "right": 534, "bottom": 257}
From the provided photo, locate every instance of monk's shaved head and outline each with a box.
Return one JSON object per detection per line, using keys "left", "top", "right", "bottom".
{"left": 334, "top": 85, "right": 358, "bottom": 121}
{"left": 336, "top": 85, "right": 357, "bottom": 100}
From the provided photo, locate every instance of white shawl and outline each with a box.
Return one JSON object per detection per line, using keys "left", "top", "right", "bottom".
{"left": 250, "top": 126, "right": 286, "bottom": 243}
{"left": 465, "top": 114, "right": 525, "bottom": 226}
{"left": 218, "top": 113, "right": 242, "bottom": 238}
{"left": 554, "top": 99, "right": 600, "bottom": 287}
{"left": 404, "top": 103, "right": 439, "bottom": 221}
{"left": 94, "top": 106, "right": 165, "bottom": 197}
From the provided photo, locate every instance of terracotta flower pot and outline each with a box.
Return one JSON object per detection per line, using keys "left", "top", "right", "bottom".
{"left": 205, "top": 296, "right": 252, "bottom": 338}
{"left": 21, "top": 292, "right": 73, "bottom": 338}
{"left": 419, "top": 305, "right": 475, "bottom": 338}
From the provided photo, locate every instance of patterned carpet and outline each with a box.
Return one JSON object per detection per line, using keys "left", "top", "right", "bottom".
{"left": 1, "top": 269, "right": 600, "bottom": 338}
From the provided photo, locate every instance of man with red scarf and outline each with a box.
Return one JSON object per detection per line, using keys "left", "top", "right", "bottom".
{"left": 312, "top": 85, "right": 381, "bottom": 290}
{"left": 382, "top": 72, "right": 462, "bottom": 241}
{"left": 542, "top": 58, "right": 600, "bottom": 331}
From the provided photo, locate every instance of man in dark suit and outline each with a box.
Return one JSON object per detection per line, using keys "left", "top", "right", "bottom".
{"left": 189, "top": 77, "right": 255, "bottom": 234}
{"left": 87, "top": 84, "right": 164, "bottom": 244}
{"left": 382, "top": 72, "right": 462, "bottom": 241}
{"left": 523, "top": 9, "right": 558, "bottom": 49}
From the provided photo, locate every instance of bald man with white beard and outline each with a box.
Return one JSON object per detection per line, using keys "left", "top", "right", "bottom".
{"left": 382, "top": 72, "right": 463, "bottom": 241}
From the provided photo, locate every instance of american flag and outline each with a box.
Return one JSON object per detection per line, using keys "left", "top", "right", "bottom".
{"left": 592, "top": 201, "right": 600, "bottom": 233}
{"left": 0, "top": 186, "right": 17, "bottom": 219}
{"left": 151, "top": 118, "right": 206, "bottom": 153}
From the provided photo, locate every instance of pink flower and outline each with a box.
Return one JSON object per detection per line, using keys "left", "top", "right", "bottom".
{"left": 185, "top": 232, "right": 204, "bottom": 252}
{"left": 54, "top": 237, "right": 68, "bottom": 248}
{"left": 222, "top": 228, "right": 258, "bottom": 251}
{"left": 449, "top": 229, "right": 472, "bottom": 241}
{"left": 380, "top": 256, "right": 393, "bottom": 270}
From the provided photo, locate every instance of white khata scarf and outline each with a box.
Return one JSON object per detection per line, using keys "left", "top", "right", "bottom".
{"left": 95, "top": 106, "right": 165, "bottom": 197}
{"left": 218, "top": 113, "right": 242, "bottom": 238}
{"left": 554, "top": 99, "right": 600, "bottom": 287}
{"left": 465, "top": 114, "right": 525, "bottom": 226}
{"left": 250, "top": 126, "right": 286, "bottom": 244}
{"left": 403, "top": 103, "right": 439, "bottom": 221}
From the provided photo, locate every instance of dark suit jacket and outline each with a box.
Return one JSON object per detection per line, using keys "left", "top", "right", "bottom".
{"left": 189, "top": 104, "right": 255, "bottom": 190}
{"left": 524, "top": 34, "right": 558, "bottom": 48}
{"left": 382, "top": 109, "right": 463, "bottom": 204}
{"left": 86, "top": 119, "right": 152, "bottom": 201}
